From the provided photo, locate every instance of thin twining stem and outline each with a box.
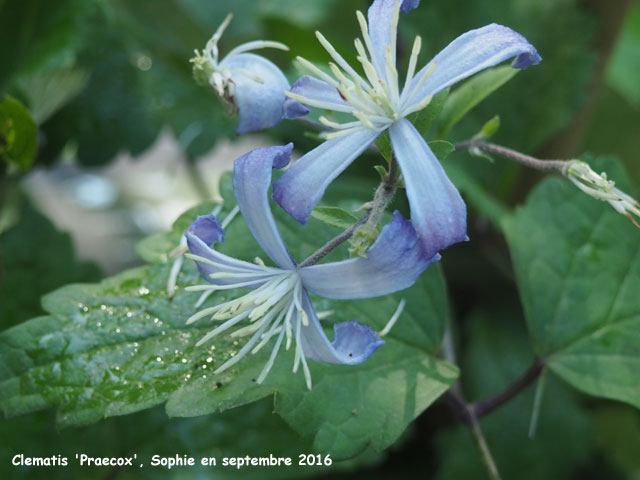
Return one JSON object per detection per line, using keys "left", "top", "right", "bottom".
{"left": 454, "top": 140, "right": 569, "bottom": 173}
{"left": 470, "top": 358, "right": 545, "bottom": 418}
{"left": 298, "top": 156, "right": 402, "bottom": 268}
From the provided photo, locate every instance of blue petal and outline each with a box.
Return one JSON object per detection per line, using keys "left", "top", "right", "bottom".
{"left": 367, "top": 0, "right": 397, "bottom": 80}
{"left": 187, "top": 214, "right": 224, "bottom": 245}
{"left": 272, "top": 129, "right": 380, "bottom": 224}
{"left": 400, "top": 0, "right": 420, "bottom": 13}
{"left": 221, "top": 53, "right": 291, "bottom": 134}
{"left": 299, "top": 291, "right": 384, "bottom": 365}
{"left": 185, "top": 218, "right": 270, "bottom": 286}
{"left": 299, "top": 211, "right": 439, "bottom": 299}
{"left": 406, "top": 24, "right": 541, "bottom": 109}
{"left": 233, "top": 144, "right": 296, "bottom": 269}
{"left": 389, "top": 118, "right": 467, "bottom": 255}
{"left": 283, "top": 97, "right": 310, "bottom": 119}
{"left": 287, "top": 75, "right": 352, "bottom": 112}
{"left": 367, "top": 1, "right": 416, "bottom": 79}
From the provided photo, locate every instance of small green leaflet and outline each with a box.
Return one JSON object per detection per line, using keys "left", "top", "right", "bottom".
{"left": 503, "top": 156, "right": 640, "bottom": 410}
{"left": 0, "top": 95, "right": 37, "bottom": 170}
{"left": 0, "top": 174, "right": 457, "bottom": 459}
{"left": 311, "top": 206, "right": 359, "bottom": 230}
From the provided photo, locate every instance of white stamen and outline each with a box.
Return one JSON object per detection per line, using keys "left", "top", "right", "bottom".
{"left": 285, "top": 90, "right": 355, "bottom": 114}
{"left": 379, "top": 299, "right": 406, "bottom": 337}
{"left": 225, "top": 40, "right": 289, "bottom": 59}
{"left": 401, "top": 61, "right": 437, "bottom": 109}
{"left": 295, "top": 56, "right": 341, "bottom": 89}
{"left": 403, "top": 35, "right": 422, "bottom": 93}
{"left": 221, "top": 205, "right": 240, "bottom": 229}
{"left": 195, "top": 289, "right": 215, "bottom": 308}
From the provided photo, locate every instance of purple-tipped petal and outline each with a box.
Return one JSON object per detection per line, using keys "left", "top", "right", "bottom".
{"left": 273, "top": 129, "right": 380, "bottom": 224}
{"left": 283, "top": 98, "right": 310, "bottom": 119}
{"left": 185, "top": 221, "right": 270, "bottom": 286}
{"left": 233, "top": 144, "right": 296, "bottom": 269}
{"left": 288, "top": 75, "right": 352, "bottom": 112}
{"left": 300, "top": 211, "right": 439, "bottom": 299}
{"left": 406, "top": 23, "right": 541, "bottom": 110}
{"left": 400, "top": 0, "right": 420, "bottom": 13}
{"left": 220, "top": 53, "right": 291, "bottom": 134}
{"left": 187, "top": 214, "right": 224, "bottom": 245}
{"left": 389, "top": 119, "right": 467, "bottom": 255}
{"left": 299, "top": 291, "right": 384, "bottom": 365}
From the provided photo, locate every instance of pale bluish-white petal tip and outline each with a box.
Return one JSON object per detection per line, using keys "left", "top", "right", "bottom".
{"left": 186, "top": 215, "right": 225, "bottom": 246}
{"left": 331, "top": 320, "right": 385, "bottom": 364}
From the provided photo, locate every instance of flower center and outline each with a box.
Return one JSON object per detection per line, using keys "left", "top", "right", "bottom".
{"left": 286, "top": 0, "right": 437, "bottom": 139}
{"left": 184, "top": 259, "right": 313, "bottom": 389}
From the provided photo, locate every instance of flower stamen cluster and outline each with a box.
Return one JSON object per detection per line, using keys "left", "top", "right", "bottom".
{"left": 286, "top": 0, "right": 435, "bottom": 139}
{"left": 185, "top": 253, "right": 313, "bottom": 388}
{"left": 565, "top": 161, "right": 640, "bottom": 228}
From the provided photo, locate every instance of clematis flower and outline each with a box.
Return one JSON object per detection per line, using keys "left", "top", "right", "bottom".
{"left": 184, "top": 144, "right": 438, "bottom": 389}
{"left": 190, "top": 14, "right": 308, "bottom": 134}
{"left": 275, "top": 0, "right": 541, "bottom": 254}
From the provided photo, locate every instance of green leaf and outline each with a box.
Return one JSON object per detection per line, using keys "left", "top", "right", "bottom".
{"left": 0, "top": 95, "right": 37, "bottom": 170}
{"left": 434, "top": 309, "right": 593, "bottom": 480}
{"left": 503, "top": 156, "right": 640, "bottom": 409}
{"left": 0, "top": 174, "right": 457, "bottom": 459}
{"left": 428, "top": 140, "right": 455, "bottom": 162}
{"left": 476, "top": 115, "right": 501, "bottom": 140}
{"left": 311, "top": 206, "right": 359, "bottom": 230}
{"left": 375, "top": 132, "right": 392, "bottom": 164}
{"left": 437, "top": 66, "right": 518, "bottom": 139}
{"left": 606, "top": 2, "right": 640, "bottom": 106}
{"left": 408, "top": 88, "right": 449, "bottom": 137}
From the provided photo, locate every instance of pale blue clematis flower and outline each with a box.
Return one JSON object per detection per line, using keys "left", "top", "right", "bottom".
{"left": 184, "top": 143, "right": 438, "bottom": 389}
{"left": 275, "top": 0, "right": 541, "bottom": 254}
{"left": 190, "top": 14, "right": 308, "bottom": 134}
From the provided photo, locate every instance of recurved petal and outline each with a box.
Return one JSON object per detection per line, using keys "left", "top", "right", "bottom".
{"left": 185, "top": 218, "right": 269, "bottom": 286}
{"left": 221, "top": 53, "right": 291, "bottom": 134}
{"left": 233, "top": 144, "right": 296, "bottom": 269}
{"left": 389, "top": 119, "right": 467, "bottom": 256}
{"left": 299, "top": 291, "right": 384, "bottom": 365}
{"left": 300, "top": 211, "right": 439, "bottom": 299}
{"left": 186, "top": 214, "right": 225, "bottom": 245}
{"left": 405, "top": 23, "right": 541, "bottom": 110}
{"left": 287, "top": 75, "right": 351, "bottom": 112}
{"left": 400, "top": 0, "right": 420, "bottom": 12}
{"left": 272, "top": 129, "right": 380, "bottom": 224}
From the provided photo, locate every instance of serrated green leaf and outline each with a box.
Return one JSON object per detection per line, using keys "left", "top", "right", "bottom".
{"left": 503, "top": 156, "right": 640, "bottom": 409}
{"left": 0, "top": 95, "right": 37, "bottom": 170}
{"left": 311, "top": 206, "right": 359, "bottom": 230}
{"left": 437, "top": 66, "right": 518, "bottom": 139}
{"left": 0, "top": 174, "right": 456, "bottom": 459}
